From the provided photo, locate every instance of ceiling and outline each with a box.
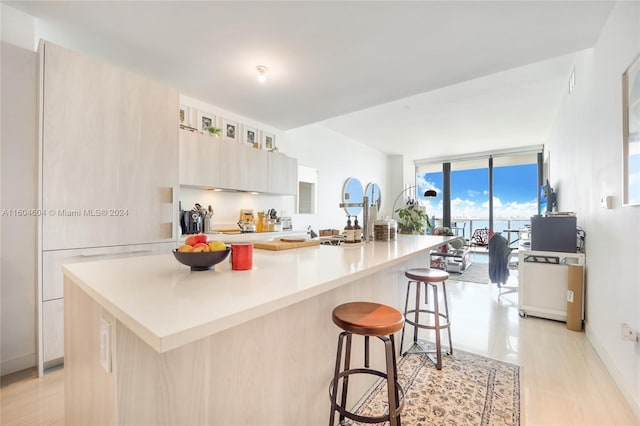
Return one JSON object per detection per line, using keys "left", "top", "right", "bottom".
{"left": 6, "top": 1, "right": 613, "bottom": 160}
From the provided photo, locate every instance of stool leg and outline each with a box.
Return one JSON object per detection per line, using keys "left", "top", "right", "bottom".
{"left": 431, "top": 283, "right": 442, "bottom": 370}
{"left": 383, "top": 336, "right": 401, "bottom": 426}
{"left": 400, "top": 281, "right": 412, "bottom": 355}
{"left": 390, "top": 334, "right": 402, "bottom": 426}
{"left": 339, "top": 332, "right": 352, "bottom": 424}
{"left": 364, "top": 336, "right": 370, "bottom": 368}
{"left": 329, "top": 331, "right": 346, "bottom": 426}
{"left": 413, "top": 281, "right": 421, "bottom": 344}
{"left": 424, "top": 281, "right": 429, "bottom": 305}
{"left": 442, "top": 281, "right": 453, "bottom": 355}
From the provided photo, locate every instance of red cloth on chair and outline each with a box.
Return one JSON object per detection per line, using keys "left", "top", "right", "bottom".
{"left": 470, "top": 228, "right": 494, "bottom": 246}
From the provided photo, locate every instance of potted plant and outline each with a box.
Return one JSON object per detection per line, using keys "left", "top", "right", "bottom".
{"left": 395, "top": 204, "right": 431, "bottom": 235}
{"left": 206, "top": 126, "right": 222, "bottom": 137}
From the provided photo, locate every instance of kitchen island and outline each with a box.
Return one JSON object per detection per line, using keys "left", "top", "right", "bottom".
{"left": 63, "top": 235, "right": 451, "bottom": 425}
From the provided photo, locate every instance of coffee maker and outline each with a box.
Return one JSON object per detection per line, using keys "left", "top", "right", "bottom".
{"left": 180, "top": 202, "right": 204, "bottom": 234}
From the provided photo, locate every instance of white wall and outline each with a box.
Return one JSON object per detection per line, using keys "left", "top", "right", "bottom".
{"left": 0, "top": 42, "right": 38, "bottom": 375}
{"left": 547, "top": 2, "right": 640, "bottom": 417}
{"left": 282, "top": 124, "right": 389, "bottom": 231}
{"left": 1, "top": 4, "right": 35, "bottom": 51}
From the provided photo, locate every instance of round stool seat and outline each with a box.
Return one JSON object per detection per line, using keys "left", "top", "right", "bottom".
{"left": 332, "top": 302, "right": 404, "bottom": 337}
{"left": 405, "top": 267, "right": 449, "bottom": 283}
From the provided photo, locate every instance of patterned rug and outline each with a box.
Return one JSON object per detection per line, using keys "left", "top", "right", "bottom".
{"left": 351, "top": 342, "right": 520, "bottom": 425}
{"left": 449, "top": 262, "right": 489, "bottom": 284}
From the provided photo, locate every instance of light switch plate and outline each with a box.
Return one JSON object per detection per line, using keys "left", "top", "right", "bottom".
{"left": 99, "top": 317, "right": 112, "bottom": 373}
{"left": 566, "top": 290, "right": 574, "bottom": 303}
{"left": 600, "top": 195, "right": 612, "bottom": 209}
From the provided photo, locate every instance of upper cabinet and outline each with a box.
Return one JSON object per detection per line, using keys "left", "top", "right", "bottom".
{"left": 178, "top": 129, "right": 297, "bottom": 195}
{"left": 40, "top": 42, "right": 179, "bottom": 250}
{"left": 268, "top": 151, "right": 297, "bottom": 195}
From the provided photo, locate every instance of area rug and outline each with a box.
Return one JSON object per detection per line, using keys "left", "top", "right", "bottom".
{"left": 450, "top": 262, "right": 490, "bottom": 284}
{"left": 352, "top": 341, "right": 520, "bottom": 425}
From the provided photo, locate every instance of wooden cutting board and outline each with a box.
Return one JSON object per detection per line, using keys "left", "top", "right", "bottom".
{"left": 254, "top": 239, "right": 320, "bottom": 251}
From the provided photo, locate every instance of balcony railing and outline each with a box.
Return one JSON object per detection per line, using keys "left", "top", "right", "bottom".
{"left": 430, "top": 217, "right": 531, "bottom": 249}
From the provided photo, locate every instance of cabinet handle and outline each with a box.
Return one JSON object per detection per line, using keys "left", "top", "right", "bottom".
{"left": 80, "top": 249, "right": 153, "bottom": 258}
{"left": 171, "top": 186, "right": 176, "bottom": 240}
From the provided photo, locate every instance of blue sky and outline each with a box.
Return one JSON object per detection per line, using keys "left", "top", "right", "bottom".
{"left": 416, "top": 163, "right": 538, "bottom": 220}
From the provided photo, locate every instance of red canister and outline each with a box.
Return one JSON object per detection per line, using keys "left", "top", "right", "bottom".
{"left": 231, "top": 243, "right": 253, "bottom": 270}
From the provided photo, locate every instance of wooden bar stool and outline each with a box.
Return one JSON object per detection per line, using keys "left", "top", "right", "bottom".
{"left": 329, "top": 302, "right": 405, "bottom": 426}
{"left": 400, "top": 268, "right": 453, "bottom": 370}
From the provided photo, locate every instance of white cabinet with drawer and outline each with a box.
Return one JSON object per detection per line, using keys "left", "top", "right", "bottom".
{"left": 42, "top": 299, "right": 64, "bottom": 367}
{"left": 40, "top": 242, "right": 177, "bottom": 369}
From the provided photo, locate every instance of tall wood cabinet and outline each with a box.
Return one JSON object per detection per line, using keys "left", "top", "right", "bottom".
{"left": 38, "top": 41, "right": 179, "bottom": 373}
{"left": 41, "top": 42, "right": 178, "bottom": 250}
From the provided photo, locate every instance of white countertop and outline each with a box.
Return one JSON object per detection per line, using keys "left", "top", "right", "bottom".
{"left": 182, "top": 229, "right": 308, "bottom": 243}
{"left": 63, "top": 235, "right": 452, "bottom": 353}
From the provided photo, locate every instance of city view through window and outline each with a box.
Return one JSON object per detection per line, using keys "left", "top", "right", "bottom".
{"left": 416, "top": 162, "right": 538, "bottom": 243}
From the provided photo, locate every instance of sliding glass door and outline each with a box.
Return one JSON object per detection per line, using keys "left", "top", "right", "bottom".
{"left": 416, "top": 149, "right": 541, "bottom": 238}
{"left": 450, "top": 159, "right": 488, "bottom": 239}
{"left": 492, "top": 156, "right": 538, "bottom": 247}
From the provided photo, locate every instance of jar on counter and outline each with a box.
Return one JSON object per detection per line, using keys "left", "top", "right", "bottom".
{"left": 388, "top": 218, "right": 398, "bottom": 240}
{"left": 374, "top": 219, "right": 391, "bottom": 241}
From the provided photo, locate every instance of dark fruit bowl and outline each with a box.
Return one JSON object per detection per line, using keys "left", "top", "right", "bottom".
{"left": 173, "top": 248, "right": 231, "bottom": 271}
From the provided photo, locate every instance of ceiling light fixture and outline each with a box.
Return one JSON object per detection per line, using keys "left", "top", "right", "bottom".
{"left": 256, "top": 65, "right": 269, "bottom": 83}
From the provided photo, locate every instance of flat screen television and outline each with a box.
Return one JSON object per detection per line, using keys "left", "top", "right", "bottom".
{"left": 539, "top": 179, "right": 556, "bottom": 215}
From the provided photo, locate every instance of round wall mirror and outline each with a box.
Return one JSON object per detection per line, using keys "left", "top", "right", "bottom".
{"left": 342, "top": 177, "right": 363, "bottom": 216}
{"left": 365, "top": 182, "right": 381, "bottom": 211}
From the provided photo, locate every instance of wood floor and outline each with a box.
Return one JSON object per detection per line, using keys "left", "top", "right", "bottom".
{"left": 1, "top": 263, "right": 638, "bottom": 425}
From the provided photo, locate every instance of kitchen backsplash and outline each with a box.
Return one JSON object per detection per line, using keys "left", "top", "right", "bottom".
{"left": 179, "top": 187, "right": 295, "bottom": 228}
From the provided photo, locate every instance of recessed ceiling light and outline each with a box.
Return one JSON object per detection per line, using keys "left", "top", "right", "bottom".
{"left": 256, "top": 65, "right": 269, "bottom": 83}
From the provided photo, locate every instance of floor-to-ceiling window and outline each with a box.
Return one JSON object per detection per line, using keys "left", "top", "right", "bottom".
{"left": 416, "top": 148, "right": 542, "bottom": 239}
{"left": 450, "top": 159, "right": 489, "bottom": 239}
{"left": 493, "top": 155, "right": 539, "bottom": 247}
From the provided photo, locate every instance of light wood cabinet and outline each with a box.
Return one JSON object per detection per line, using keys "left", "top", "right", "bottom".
{"left": 42, "top": 242, "right": 178, "bottom": 302}
{"left": 178, "top": 129, "right": 297, "bottom": 194}
{"left": 42, "top": 299, "right": 63, "bottom": 366}
{"left": 245, "top": 146, "right": 269, "bottom": 193}
{"left": 40, "top": 42, "right": 178, "bottom": 251}
{"left": 218, "top": 139, "right": 247, "bottom": 190}
{"left": 38, "top": 41, "right": 179, "bottom": 374}
{"left": 179, "top": 130, "right": 221, "bottom": 188}
{"left": 268, "top": 151, "right": 298, "bottom": 195}
{"left": 40, "top": 242, "right": 177, "bottom": 369}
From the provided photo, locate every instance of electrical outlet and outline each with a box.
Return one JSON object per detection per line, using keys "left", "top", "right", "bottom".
{"left": 621, "top": 323, "right": 638, "bottom": 342}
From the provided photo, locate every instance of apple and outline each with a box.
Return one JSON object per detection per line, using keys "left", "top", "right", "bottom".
{"left": 208, "top": 241, "right": 227, "bottom": 251}
{"left": 185, "top": 234, "right": 208, "bottom": 246}
{"left": 177, "top": 244, "right": 194, "bottom": 252}
{"left": 192, "top": 242, "right": 210, "bottom": 252}
{"left": 184, "top": 235, "right": 198, "bottom": 246}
